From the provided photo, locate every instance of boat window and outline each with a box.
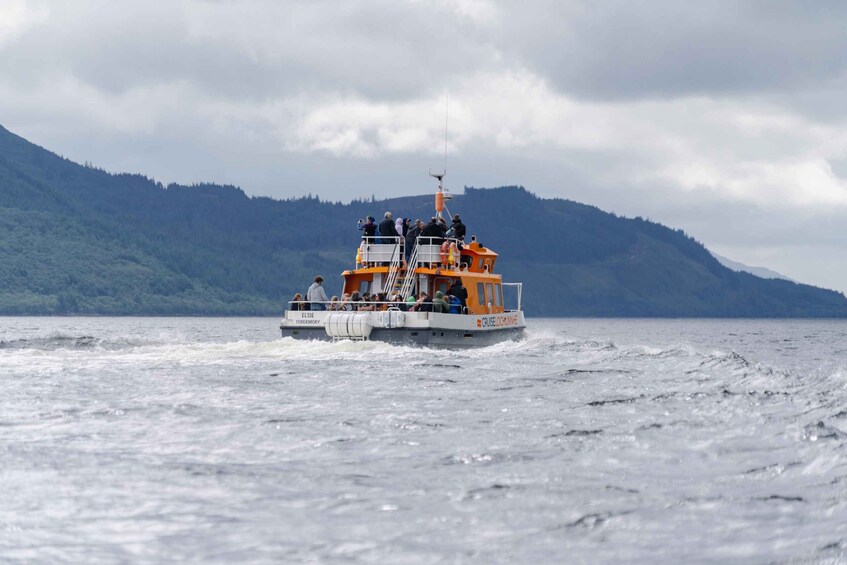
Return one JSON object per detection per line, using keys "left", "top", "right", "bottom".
{"left": 486, "top": 284, "right": 494, "bottom": 307}
{"left": 436, "top": 279, "right": 449, "bottom": 295}
{"left": 477, "top": 282, "right": 485, "bottom": 305}
{"left": 494, "top": 284, "right": 503, "bottom": 307}
{"left": 358, "top": 280, "right": 370, "bottom": 295}
{"left": 477, "top": 258, "right": 484, "bottom": 270}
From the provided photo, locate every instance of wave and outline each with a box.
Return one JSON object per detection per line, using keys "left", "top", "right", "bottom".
{"left": 0, "top": 333, "right": 156, "bottom": 351}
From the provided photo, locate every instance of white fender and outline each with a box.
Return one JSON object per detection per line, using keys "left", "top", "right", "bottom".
{"left": 324, "top": 312, "right": 373, "bottom": 339}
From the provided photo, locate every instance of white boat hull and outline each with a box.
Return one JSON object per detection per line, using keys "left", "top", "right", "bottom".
{"left": 279, "top": 309, "right": 525, "bottom": 347}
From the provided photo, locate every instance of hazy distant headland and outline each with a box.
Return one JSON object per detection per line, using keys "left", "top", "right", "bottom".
{"left": 1, "top": 124, "right": 846, "bottom": 317}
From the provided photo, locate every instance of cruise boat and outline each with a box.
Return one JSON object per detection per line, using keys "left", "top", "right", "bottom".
{"left": 279, "top": 174, "right": 525, "bottom": 346}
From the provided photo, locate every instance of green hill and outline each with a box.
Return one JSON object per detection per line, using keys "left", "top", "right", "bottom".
{"left": 1, "top": 124, "right": 846, "bottom": 317}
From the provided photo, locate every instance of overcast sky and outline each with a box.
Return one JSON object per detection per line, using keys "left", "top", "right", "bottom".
{"left": 3, "top": 0, "right": 847, "bottom": 292}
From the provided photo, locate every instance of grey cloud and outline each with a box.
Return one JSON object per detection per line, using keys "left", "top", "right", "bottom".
{"left": 502, "top": 1, "right": 847, "bottom": 101}
{"left": 2, "top": 1, "right": 496, "bottom": 102}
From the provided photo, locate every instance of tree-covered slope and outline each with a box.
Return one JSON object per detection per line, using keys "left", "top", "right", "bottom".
{"left": 1, "top": 124, "right": 846, "bottom": 317}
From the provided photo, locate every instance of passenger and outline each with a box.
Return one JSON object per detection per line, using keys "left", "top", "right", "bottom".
{"left": 431, "top": 290, "right": 449, "bottom": 313}
{"left": 405, "top": 219, "right": 423, "bottom": 263}
{"left": 420, "top": 217, "right": 443, "bottom": 245}
{"left": 391, "top": 293, "right": 406, "bottom": 311}
{"left": 395, "top": 217, "right": 404, "bottom": 238}
{"left": 307, "top": 276, "right": 329, "bottom": 311}
{"left": 350, "top": 291, "right": 362, "bottom": 311}
{"left": 362, "top": 216, "right": 376, "bottom": 241}
{"left": 340, "top": 293, "right": 353, "bottom": 311}
{"left": 437, "top": 218, "right": 449, "bottom": 242}
{"left": 378, "top": 212, "right": 395, "bottom": 244}
{"left": 448, "top": 278, "right": 468, "bottom": 309}
{"left": 403, "top": 218, "right": 411, "bottom": 237}
{"left": 411, "top": 291, "right": 432, "bottom": 312}
{"left": 358, "top": 293, "right": 376, "bottom": 311}
{"left": 450, "top": 214, "right": 466, "bottom": 242}
{"left": 406, "top": 295, "right": 417, "bottom": 310}
{"left": 291, "top": 292, "right": 306, "bottom": 311}
{"left": 447, "top": 294, "right": 462, "bottom": 314}
{"left": 328, "top": 296, "right": 339, "bottom": 311}
{"left": 376, "top": 292, "right": 388, "bottom": 311}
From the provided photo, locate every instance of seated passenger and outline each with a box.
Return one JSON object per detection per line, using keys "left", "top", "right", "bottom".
{"left": 447, "top": 295, "right": 462, "bottom": 314}
{"left": 291, "top": 293, "right": 306, "bottom": 311}
{"left": 389, "top": 293, "right": 405, "bottom": 310}
{"left": 410, "top": 292, "right": 431, "bottom": 312}
{"left": 358, "top": 293, "right": 376, "bottom": 311}
{"left": 431, "top": 291, "right": 449, "bottom": 313}
{"left": 328, "top": 296, "right": 340, "bottom": 311}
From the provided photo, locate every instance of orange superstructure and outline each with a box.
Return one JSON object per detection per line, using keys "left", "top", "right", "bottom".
{"left": 341, "top": 186, "right": 509, "bottom": 315}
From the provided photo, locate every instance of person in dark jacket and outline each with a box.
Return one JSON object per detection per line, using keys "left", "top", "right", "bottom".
{"left": 420, "top": 217, "right": 445, "bottom": 245}
{"left": 362, "top": 216, "right": 376, "bottom": 241}
{"left": 378, "top": 212, "right": 396, "bottom": 244}
{"left": 410, "top": 291, "right": 432, "bottom": 312}
{"left": 450, "top": 214, "right": 466, "bottom": 242}
{"left": 447, "top": 278, "right": 468, "bottom": 309}
{"left": 405, "top": 219, "right": 423, "bottom": 263}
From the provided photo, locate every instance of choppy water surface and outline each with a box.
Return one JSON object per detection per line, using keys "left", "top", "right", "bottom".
{"left": 1, "top": 317, "right": 846, "bottom": 563}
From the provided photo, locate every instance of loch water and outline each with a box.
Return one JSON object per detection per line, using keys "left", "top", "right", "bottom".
{"left": 1, "top": 317, "right": 846, "bottom": 563}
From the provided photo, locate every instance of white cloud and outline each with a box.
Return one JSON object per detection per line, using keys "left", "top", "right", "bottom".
{"left": 0, "top": 0, "right": 48, "bottom": 45}
{"left": 279, "top": 70, "right": 847, "bottom": 209}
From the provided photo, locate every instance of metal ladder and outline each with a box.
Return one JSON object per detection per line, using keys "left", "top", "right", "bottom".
{"left": 382, "top": 240, "right": 403, "bottom": 295}
{"left": 398, "top": 241, "right": 420, "bottom": 300}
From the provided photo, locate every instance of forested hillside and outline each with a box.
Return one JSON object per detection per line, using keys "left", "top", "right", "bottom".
{"left": 2, "top": 124, "right": 846, "bottom": 317}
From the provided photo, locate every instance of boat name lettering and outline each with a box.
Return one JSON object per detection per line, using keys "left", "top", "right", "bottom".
{"left": 302, "top": 312, "right": 314, "bottom": 318}
{"left": 477, "top": 314, "right": 519, "bottom": 328}
{"left": 294, "top": 318, "right": 322, "bottom": 325}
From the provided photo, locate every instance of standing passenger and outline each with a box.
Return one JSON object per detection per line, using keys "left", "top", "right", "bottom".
{"left": 448, "top": 278, "right": 468, "bottom": 309}
{"left": 378, "top": 212, "right": 395, "bottom": 244}
{"left": 451, "top": 214, "right": 466, "bottom": 242}
{"left": 307, "top": 276, "right": 329, "bottom": 310}
{"left": 362, "top": 216, "right": 376, "bottom": 241}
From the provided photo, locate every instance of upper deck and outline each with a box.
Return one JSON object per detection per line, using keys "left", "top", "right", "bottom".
{"left": 343, "top": 235, "right": 520, "bottom": 315}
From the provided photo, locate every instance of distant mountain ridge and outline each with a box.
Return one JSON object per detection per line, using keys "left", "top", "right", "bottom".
{"left": 711, "top": 252, "right": 794, "bottom": 282}
{"left": 1, "top": 123, "right": 846, "bottom": 317}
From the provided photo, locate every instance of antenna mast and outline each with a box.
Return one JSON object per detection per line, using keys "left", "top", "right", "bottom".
{"left": 429, "top": 96, "right": 451, "bottom": 219}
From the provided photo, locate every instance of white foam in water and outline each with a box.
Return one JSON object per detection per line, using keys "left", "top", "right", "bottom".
{"left": 1, "top": 316, "right": 846, "bottom": 562}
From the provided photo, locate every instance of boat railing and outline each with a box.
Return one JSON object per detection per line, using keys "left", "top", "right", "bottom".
{"left": 502, "top": 282, "right": 523, "bottom": 312}
{"left": 286, "top": 299, "right": 468, "bottom": 314}
{"left": 359, "top": 236, "right": 403, "bottom": 266}
{"left": 359, "top": 235, "right": 464, "bottom": 269}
